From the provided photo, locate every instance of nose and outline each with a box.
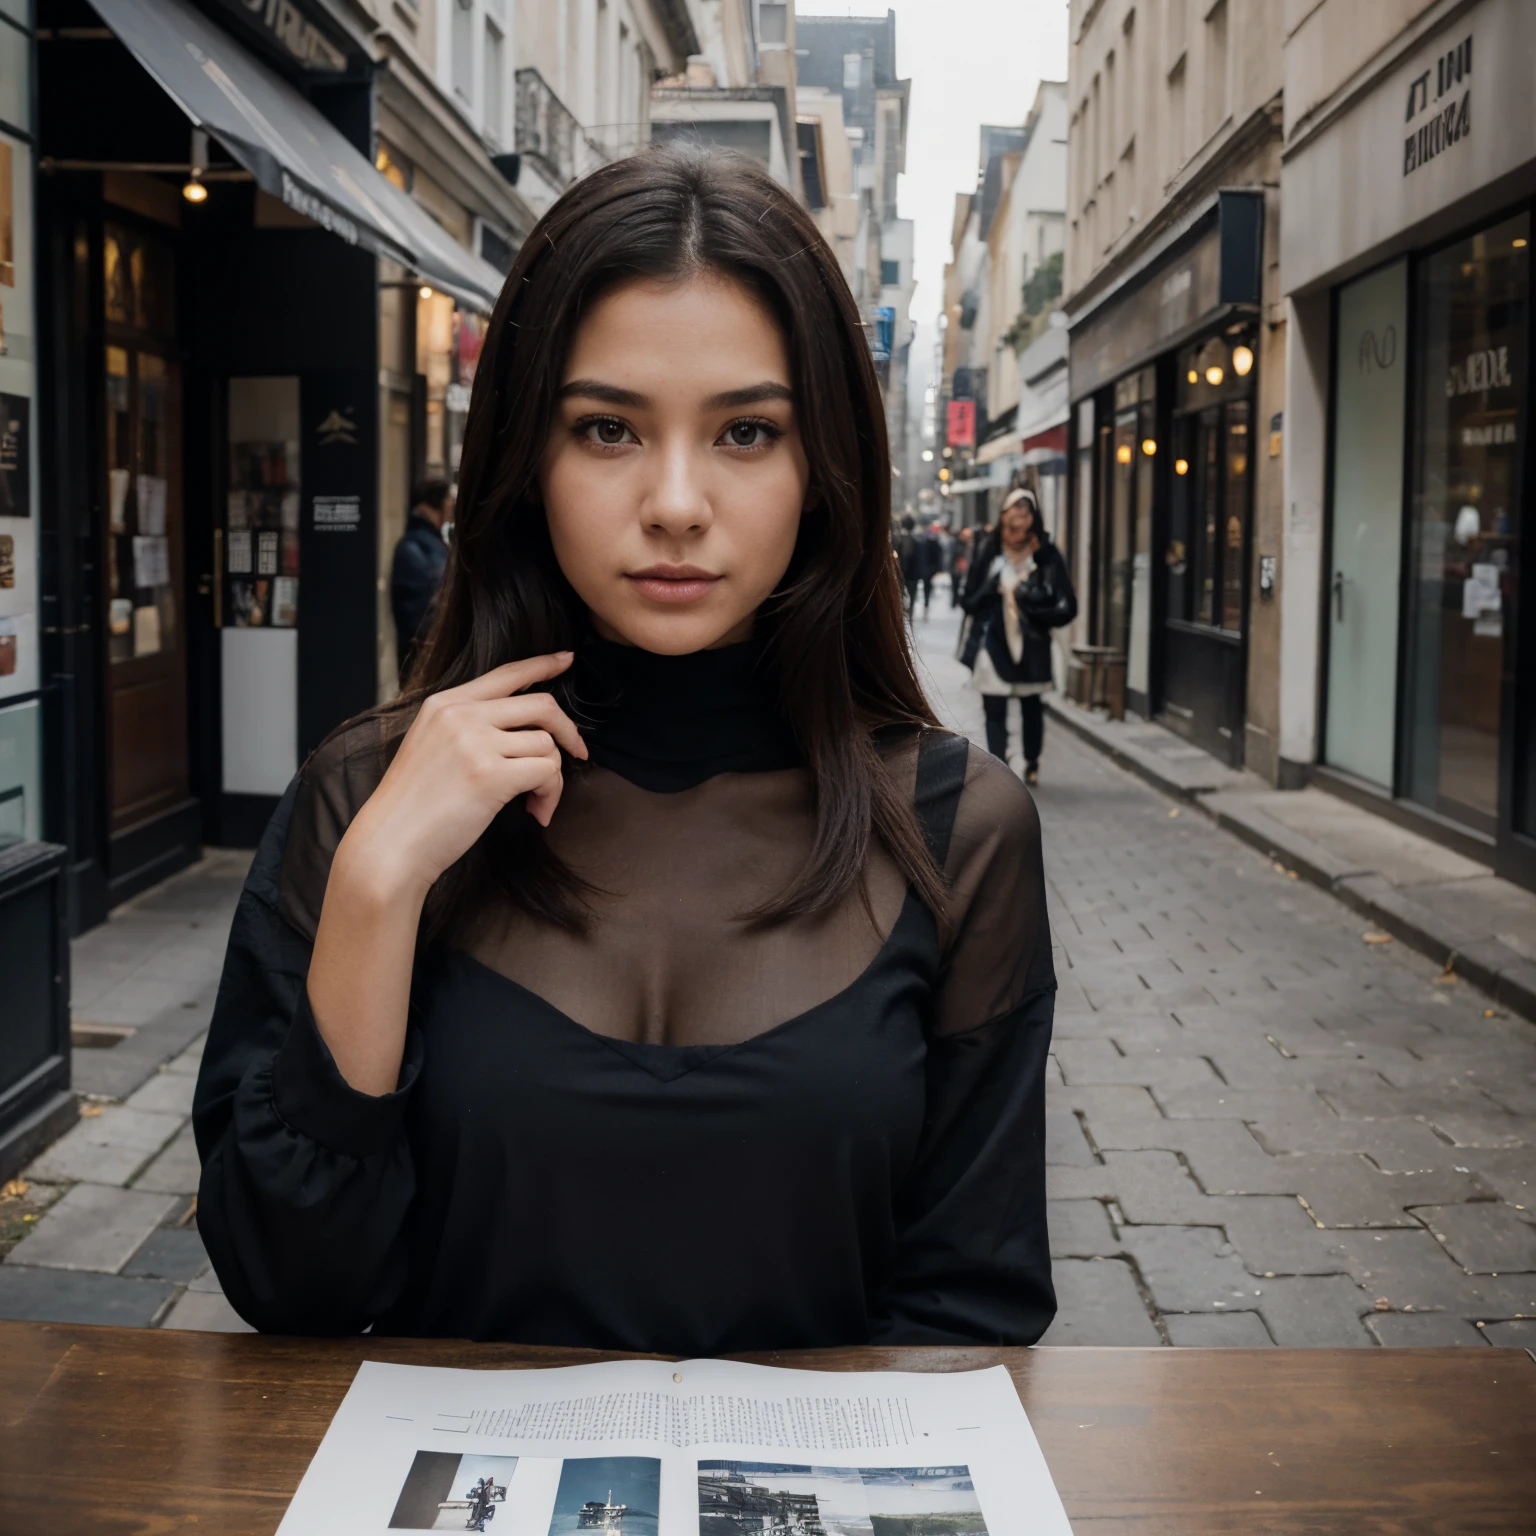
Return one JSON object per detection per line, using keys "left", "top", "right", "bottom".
{"left": 642, "top": 434, "right": 713, "bottom": 539}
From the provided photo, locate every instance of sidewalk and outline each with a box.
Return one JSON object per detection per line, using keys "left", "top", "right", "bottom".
{"left": 1046, "top": 698, "right": 1536, "bottom": 1024}
{"left": 0, "top": 852, "right": 254, "bottom": 1330}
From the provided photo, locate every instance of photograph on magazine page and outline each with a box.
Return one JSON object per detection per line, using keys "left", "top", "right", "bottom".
{"left": 548, "top": 1456, "right": 662, "bottom": 1536}
{"left": 388, "top": 1452, "right": 520, "bottom": 1530}
{"left": 698, "top": 1462, "right": 988, "bottom": 1536}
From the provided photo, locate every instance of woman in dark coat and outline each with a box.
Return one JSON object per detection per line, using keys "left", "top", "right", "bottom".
{"left": 960, "top": 488, "right": 1076, "bottom": 784}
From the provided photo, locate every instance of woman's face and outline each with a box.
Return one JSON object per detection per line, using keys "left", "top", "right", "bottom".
{"left": 1000, "top": 503, "right": 1035, "bottom": 551}
{"left": 541, "top": 272, "right": 811, "bottom": 654}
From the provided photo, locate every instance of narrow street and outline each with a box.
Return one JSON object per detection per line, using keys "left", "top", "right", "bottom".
{"left": 1, "top": 601, "right": 1532, "bottom": 1342}
{"left": 912, "top": 590, "right": 1536, "bottom": 1348}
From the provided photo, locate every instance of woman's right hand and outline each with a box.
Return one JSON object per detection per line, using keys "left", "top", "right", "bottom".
{"left": 337, "top": 651, "right": 588, "bottom": 903}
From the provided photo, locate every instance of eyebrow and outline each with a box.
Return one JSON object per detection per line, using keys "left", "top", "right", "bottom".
{"left": 559, "top": 379, "right": 794, "bottom": 411}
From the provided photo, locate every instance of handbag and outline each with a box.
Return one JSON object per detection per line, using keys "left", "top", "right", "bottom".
{"left": 959, "top": 613, "right": 984, "bottom": 670}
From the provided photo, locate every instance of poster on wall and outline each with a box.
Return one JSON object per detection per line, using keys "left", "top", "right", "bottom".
{"left": 0, "top": 129, "right": 37, "bottom": 703}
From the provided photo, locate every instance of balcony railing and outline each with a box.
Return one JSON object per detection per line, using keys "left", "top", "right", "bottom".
{"left": 515, "top": 68, "right": 608, "bottom": 188}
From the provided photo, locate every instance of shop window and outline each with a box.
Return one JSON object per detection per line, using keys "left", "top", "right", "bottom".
{"left": 1403, "top": 213, "right": 1528, "bottom": 833}
{"left": 225, "top": 379, "right": 300, "bottom": 631}
{"left": 1169, "top": 329, "right": 1255, "bottom": 635}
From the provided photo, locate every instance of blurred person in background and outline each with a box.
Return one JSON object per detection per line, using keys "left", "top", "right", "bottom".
{"left": 392, "top": 478, "right": 454, "bottom": 681}
{"left": 958, "top": 488, "right": 1076, "bottom": 785}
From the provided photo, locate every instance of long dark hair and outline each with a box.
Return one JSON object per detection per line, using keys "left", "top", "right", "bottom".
{"left": 398, "top": 144, "right": 945, "bottom": 936}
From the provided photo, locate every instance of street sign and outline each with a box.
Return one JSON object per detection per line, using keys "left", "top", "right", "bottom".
{"left": 946, "top": 398, "right": 976, "bottom": 447}
{"left": 871, "top": 306, "right": 895, "bottom": 362}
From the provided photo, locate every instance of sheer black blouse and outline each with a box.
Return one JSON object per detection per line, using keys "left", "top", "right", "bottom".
{"left": 193, "top": 641, "right": 1057, "bottom": 1352}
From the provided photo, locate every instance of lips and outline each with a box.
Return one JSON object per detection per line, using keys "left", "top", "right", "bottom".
{"left": 625, "top": 565, "right": 722, "bottom": 604}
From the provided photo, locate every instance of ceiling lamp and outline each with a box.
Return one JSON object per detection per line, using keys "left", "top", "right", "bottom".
{"left": 921, "top": 449, "right": 934, "bottom": 462}
{"left": 182, "top": 126, "right": 209, "bottom": 203}
{"left": 1232, "top": 344, "right": 1255, "bottom": 377}
{"left": 1206, "top": 364, "right": 1225, "bottom": 386}
{"left": 1116, "top": 443, "right": 1133, "bottom": 465}
{"left": 1186, "top": 369, "right": 1199, "bottom": 384}
{"left": 1174, "top": 458, "right": 1190, "bottom": 476}
{"left": 419, "top": 284, "right": 434, "bottom": 300}
{"left": 1141, "top": 438, "right": 1157, "bottom": 457}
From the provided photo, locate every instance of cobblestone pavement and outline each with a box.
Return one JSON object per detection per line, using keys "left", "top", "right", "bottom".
{"left": 5, "top": 608, "right": 1535, "bottom": 1343}
{"left": 912, "top": 589, "right": 1536, "bottom": 1347}
{"left": 0, "top": 857, "right": 252, "bottom": 1330}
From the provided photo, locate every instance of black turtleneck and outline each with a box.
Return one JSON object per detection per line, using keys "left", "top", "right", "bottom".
{"left": 572, "top": 637, "right": 802, "bottom": 791}
{"left": 194, "top": 647, "right": 1057, "bottom": 1353}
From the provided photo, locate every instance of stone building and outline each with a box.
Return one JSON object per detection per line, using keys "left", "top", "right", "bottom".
{"left": 1063, "top": 0, "right": 1283, "bottom": 770}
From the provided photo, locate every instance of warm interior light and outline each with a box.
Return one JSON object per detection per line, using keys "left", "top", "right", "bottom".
{"left": 1515, "top": 238, "right": 1530, "bottom": 249}
{"left": 1187, "top": 369, "right": 1199, "bottom": 384}
{"left": 942, "top": 445, "right": 954, "bottom": 458}
{"left": 1115, "top": 443, "right": 1133, "bottom": 465}
{"left": 1141, "top": 438, "right": 1157, "bottom": 457}
{"left": 938, "top": 468, "right": 950, "bottom": 481}
{"left": 182, "top": 176, "right": 208, "bottom": 204}
{"left": 419, "top": 284, "right": 434, "bottom": 299}
{"left": 921, "top": 449, "right": 934, "bottom": 462}
{"left": 1206, "top": 364, "right": 1225, "bottom": 386}
{"left": 1174, "top": 458, "right": 1190, "bottom": 476}
{"left": 1232, "top": 344, "right": 1255, "bottom": 377}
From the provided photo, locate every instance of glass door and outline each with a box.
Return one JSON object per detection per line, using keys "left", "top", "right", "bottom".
{"left": 1403, "top": 214, "right": 1528, "bottom": 833}
{"left": 102, "top": 220, "right": 188, "bottom": 834}
{"left": 1325, "top": 260, "right": 1407, "bottom": 789}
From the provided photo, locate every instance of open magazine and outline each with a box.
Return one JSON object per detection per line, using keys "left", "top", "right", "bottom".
{"left": 277, "top": 1358, "right": 1072, "bottom": 1536}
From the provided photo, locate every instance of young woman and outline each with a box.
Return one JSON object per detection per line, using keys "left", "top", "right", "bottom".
{"left": 193, "top": 147, "right": 1057, "bottom": 1354}
{"left": 961, "top": 489, "right": 1076, "bottom": 785}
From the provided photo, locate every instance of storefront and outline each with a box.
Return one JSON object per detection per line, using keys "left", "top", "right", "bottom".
{"left": 1283, "top": 0, "right": 1536, "bottom": 887}
{"left": 36, "top": 0, "right": 504, "bottom": 930}
{"left": 1067, "top": 192, "right": 1273, "bottom": 761}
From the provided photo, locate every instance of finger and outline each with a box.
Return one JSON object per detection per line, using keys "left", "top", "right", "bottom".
{"left": 499, "top": 751, "right": 563, "bottom": 811}
{"left": 459, "top": 651, "right": 574, "bottom": 703}
{"left": 520, "top": 754, "right": 565, "bottom": 827}
{"left": 478, "top": 693, "right": 589, "bottom": 759}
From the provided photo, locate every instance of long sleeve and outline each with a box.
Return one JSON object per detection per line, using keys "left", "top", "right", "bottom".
{"left": 871, "top": 745, "right": 1057, "bottom": 1344}
{"left": 193, "top": 747, "right": 422, "bottom": 1334}
{"left": 869, "top": 994, "right": 1055, "bottom": 1344}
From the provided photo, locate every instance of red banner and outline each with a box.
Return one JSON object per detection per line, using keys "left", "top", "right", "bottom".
{"left": 946, "top": 399, "right": 976, "bottom": 447}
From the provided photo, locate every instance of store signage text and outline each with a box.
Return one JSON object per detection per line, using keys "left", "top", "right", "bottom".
{"left": 1447, "top": 345, "right": 1512, "bottom": 397}
{"left": 229, "top": 0, "right": 347, "bottom": 72}
{"left": 1403, "top": 35, "right": 1471, "bottom": 178}
{"left": 281, "top": 172, "right": 359, "bottom": 247}
{"left": 313, "top": 495, "right": 361, "bottom": 532}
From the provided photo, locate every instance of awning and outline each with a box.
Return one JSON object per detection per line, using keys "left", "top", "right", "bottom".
{"left": 90, "top": 0, "right": 506, "bottom": 313}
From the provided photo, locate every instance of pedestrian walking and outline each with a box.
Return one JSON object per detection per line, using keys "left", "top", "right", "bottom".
{"left": 896, "top": 512, "right": 923, "bottom": 613}
{"left": 194, "top": 145, "right": 1056, "bottom": 1356}
{"left": 391, "top": 478, "right": 454, "bottom": 682}
{"left": 959, "top": 488, "right": 1076, "bottom": 785}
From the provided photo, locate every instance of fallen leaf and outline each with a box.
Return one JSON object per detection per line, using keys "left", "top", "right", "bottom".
{"left": 79, "top": 1104, "right": 104, "bottom": 1118}
{"left": 1374, "top": 1298, "right": 1390, "bottom": 1310}
{"left": 1168, "top": 808, "right": 1180, "bottom": 818}
{"left": 1363, "top": 932, "right": 1393, "bottom": 945}
{"left": 1433, "top": 972, "right": 1459, "bottom": 986}
{"left": 1288, "top": 870, "right": 1299, "bottom": 879}
{"left": 0, "top": 1178, "right": 27, "bottom": 1200}
{"left": 1484, "top": 1009, "right": 1496, "bottom": 1018}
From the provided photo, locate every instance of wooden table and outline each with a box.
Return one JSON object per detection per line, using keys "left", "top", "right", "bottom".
{"left": 3, "top": 1322, "right": 1534, "bottom": 1534}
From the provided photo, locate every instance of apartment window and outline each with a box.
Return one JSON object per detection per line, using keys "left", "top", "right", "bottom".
{"left": 1167, "top": 52, "right": 1187, "bottom": 173}
{"left": 881, "top": 259, "right": 899, "bottom": 286}
{"left": 758, "top": 2, "right": 787, "bottom": 46}
{"left": 843, "top": 52, "right": 861, "bottom": 91}
{"left": 1204, "top": 0, "right": 1229, "bottom": 138}
{"left": 484, "top": 17, "right": 505, "bottom": 144}
{"left": 452, "top": 0, "right": 473, "bottom": 105}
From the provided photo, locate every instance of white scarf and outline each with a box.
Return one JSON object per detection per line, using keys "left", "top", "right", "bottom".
{"left": 993, "top": 550, "right": 1035, "bottom": 664}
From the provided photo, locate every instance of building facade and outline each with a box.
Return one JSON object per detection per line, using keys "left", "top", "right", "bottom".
{"left": 1279, "top": 0, "right": 1536, "bottom": 888}
{"left": 1064, "top": 0, "right": 1284, "bottom": 767}
{"left": 28, "top": 0, "right": 693, "bottom": 936}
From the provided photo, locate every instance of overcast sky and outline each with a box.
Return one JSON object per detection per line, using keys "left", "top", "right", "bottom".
{"left": 796, "top": 0, "right": 1070, "bottom": 326}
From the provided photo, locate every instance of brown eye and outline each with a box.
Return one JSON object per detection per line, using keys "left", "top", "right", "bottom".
{"left": 726, "top": 421, "right": 768, "bottom": 448}
{"left": 593, "top": 419, "right": 628, "bottom": 445}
